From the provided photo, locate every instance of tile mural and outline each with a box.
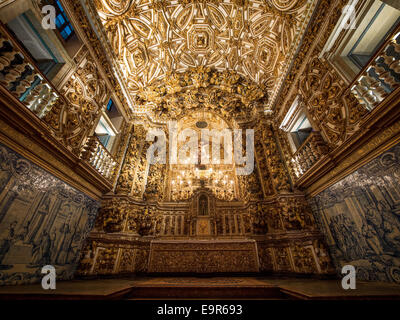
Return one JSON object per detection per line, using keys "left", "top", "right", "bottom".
{"left": 0, "top": 143, "right": 99, "bottom": 285}
{"left": 310, "top": 143, "right": 400, "bottom": 283}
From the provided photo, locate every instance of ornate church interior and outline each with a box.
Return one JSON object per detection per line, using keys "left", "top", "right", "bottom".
{"left": 0, "top": 0, "right": 399, "bottom": 300}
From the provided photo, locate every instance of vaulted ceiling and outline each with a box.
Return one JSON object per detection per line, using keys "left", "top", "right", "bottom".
{"left": 88, "top": 0, "right": 318, "bottom": 120}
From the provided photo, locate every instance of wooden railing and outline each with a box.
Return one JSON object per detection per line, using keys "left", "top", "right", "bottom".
{"left": 350, "top": 27, "right": 400, "bottom": 111}
{"left": 80, "top": 135, "right": 118, "bottom": 181}
{"left": 292, "top": 131, "right": 329, "bottom": 179}
{"left": 292, "top": 26, "right": 400, "bottom": 180}
{"left": 0, "top": 23, "right": 61, "bottom": 119}
{"left": 0, "top": 23, "right": 118, "bottom": 184}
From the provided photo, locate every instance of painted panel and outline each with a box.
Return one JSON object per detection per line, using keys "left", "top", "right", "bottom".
{"left": 0, "top": 143, "right": 99, "bottom": 285}
{"left": 310, "top": 143, "right": 400, "bottom": 283}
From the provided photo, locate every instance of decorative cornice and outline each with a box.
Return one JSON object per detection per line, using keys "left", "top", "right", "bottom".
{"left": 87, "top": 231, "right": 152, "bottom": 246}
{"left": 0, "top": 88, "right": 113, "bottom": 200}
{"left": 267, "top": 0, "right": 319, "bottom": 112}
{"left": 276, "top": 0, "right": 347, "bottom": 120}
{"left": 301, "top": 89, "right": 400, "bottom": 196}
{"left": 61, "top": 0, "right": 132, "bottom": 121}
{"left": 253, "top": 230, "right": 324, "bottom": 245}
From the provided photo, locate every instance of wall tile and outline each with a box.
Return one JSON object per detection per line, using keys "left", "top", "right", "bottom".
{"left": 310, "top": 143, "right": 400, "bottom": 283}
{"left": 0, "top": 143, "right": 99, "bottom": 285}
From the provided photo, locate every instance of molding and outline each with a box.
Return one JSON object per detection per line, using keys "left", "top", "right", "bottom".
{"left": 101, "top": 191, "right": 308, "bottom": 211}
{"left": 280, "top": 95, "right": 302, "bottom": 132}
{"left": 277, "top": 0, "right": 345, "bottom": 120}
{"left": 77, "top": 0, "right": 134, "bottom": 114}
{"left": 0, "top": 88, "right": 114, "bottom": 200}
{"left": 253, "top": 230, "right": 324, "bottom": 245}
{"left": 61, "top": 0, "right": 131, "bottom": 123}
{"left": 87, "top": 231, "right": 152, "bottom": 246}
{"left": 299, "top": 89, "right": 400, "bottom": 197}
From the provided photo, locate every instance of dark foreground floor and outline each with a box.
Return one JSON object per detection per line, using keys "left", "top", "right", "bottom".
{"left": 0, "top": 277, "right": 399, "bottom": 300}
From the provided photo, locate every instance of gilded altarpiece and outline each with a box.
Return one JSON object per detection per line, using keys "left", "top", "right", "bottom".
{"left": 78, "top": 120, "right": 334, "bottom": 277}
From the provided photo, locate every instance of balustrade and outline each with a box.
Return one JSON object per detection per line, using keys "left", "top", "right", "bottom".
{"left": 81, "top": 135, "right": 118, "bottom": 181}
{"left": 293, "top": 29, "right": 400, "bottom": 178}
{"left": 0, "top": 24, "right": 118, "bottom": 184}
{"left": 292, "top": 131, "right": 329, "bottom": 178}
{"left": 0, "top": 25, "right": 60, "bottom": 119}
{"left": 351, "top": 30, "right": 400, "bottom": 111}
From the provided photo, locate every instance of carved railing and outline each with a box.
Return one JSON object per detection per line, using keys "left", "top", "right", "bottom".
{"left": 0, "top": 24, "right": 117, "bottom": 184}
{"left": 292, "top": 131, "right": 329, "bottom": 178}
{"left": 0, "top": 24, "right": 60, "bottom": 119}
{"left": 81, "top": 135, "right": 118, "bottom": 181}
{"left": 350, "top": 28, "right": 400, "bottom": 111}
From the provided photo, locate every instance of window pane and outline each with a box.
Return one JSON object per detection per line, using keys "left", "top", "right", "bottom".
{"left": 56, "top": 0, "right": 64, "bottom": 12}
{"left": 64, "top": 26, "right": 71, "bottom": 36}
{"left": 60, "top": 30, "right": 68, "bottom": 39}
{"left": 107, "top": 99, "right": 114, "bottom": 111}
{"left": 56, "top": 14, "right": 65, "bottom": 28}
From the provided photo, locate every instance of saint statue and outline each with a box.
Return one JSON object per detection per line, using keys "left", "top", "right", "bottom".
{"left": 199, "top": 195, "right": 208, "bottom": 216}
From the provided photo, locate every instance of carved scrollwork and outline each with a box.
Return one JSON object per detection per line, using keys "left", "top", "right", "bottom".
{"left": 96, "top": 199, "right": 127, "bottom": 233}
{"left": 93, "top": 0, "right": 314, "bottom": 115}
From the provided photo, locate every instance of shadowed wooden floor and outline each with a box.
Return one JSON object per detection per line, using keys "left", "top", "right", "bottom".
{"left": 0, "top": 277, "right": 399, "bottom": 300}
